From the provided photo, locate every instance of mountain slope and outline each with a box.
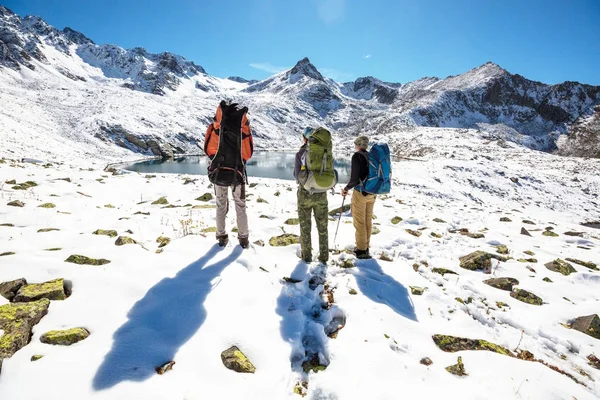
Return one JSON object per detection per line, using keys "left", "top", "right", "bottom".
{"left": 0, "top": 5, "right": 599, "bottom": 162}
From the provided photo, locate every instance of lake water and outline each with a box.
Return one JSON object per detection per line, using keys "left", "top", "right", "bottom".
{"left": 124, "top": 152, "right": 352, "bottom": 183}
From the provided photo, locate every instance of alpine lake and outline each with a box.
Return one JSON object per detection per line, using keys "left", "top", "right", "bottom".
{"left": 124, "top": 152, "right": 353, "bottom": 183}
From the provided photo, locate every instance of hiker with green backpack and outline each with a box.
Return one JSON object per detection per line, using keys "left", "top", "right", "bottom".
{"left": 294, "top": 127, "right": 338, "bottom": 264}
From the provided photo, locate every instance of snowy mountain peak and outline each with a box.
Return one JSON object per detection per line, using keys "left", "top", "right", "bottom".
{"left": 62, "top": 27, "right": 94, "bottom": 45}
{"left": 0, "top": 4, "right": 14, "bottom": 16}
{"left": 288, "top": 57, "right": 325, "bottom": 82}
{"left": 341, "top": 76, "right": 401, "bottom": 104}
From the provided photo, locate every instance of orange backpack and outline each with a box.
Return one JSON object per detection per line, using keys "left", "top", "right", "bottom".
{"left": 205, "top": 101, "right": 254, "bottom": 186}
{"left": 204, "top": 101, "right": 253, "bottom": 162}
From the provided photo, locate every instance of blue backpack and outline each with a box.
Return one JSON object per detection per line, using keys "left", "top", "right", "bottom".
{"left": 357, "top": 143, "right": 392, "bottom": 194}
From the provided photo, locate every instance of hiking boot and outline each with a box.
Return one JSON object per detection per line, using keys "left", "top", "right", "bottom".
{"left": 355, "top": 249, "right": 372, "bottom": 259}
{"left": 239, "top": 237, "right": 249, "bottom": 249}
{"left": 217, "top": 234, "right": 229, "bottom": 247}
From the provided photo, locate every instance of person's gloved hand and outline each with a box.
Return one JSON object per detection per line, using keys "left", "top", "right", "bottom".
{"left": 341, "top": 188, "right": 349, "bottom": 197}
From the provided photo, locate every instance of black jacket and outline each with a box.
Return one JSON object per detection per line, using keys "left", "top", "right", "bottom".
{"left": 344, "top": 150, "right": 368, "bottom": 192}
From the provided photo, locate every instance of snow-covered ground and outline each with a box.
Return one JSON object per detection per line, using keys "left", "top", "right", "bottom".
{"left": 1, "top": 128, "right": 599, "bottom": 400}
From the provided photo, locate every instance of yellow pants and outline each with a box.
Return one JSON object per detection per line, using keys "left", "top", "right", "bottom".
{"left": 351, "top": 190, "right": 376, "bottom": 251}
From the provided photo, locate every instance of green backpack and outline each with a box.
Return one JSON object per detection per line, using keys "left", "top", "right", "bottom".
{"left": 300, "top": 127, "right": 338, "bottom": 193}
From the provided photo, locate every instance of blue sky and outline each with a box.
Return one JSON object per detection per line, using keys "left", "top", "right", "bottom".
{"left": 4, "top": 0, "right": 600, "bottom": 84}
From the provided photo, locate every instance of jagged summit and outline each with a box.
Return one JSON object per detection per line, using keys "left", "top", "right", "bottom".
{"left": 0, "top": 4, "right": 15, "bottom": 15}
{"left": 63, "top": 27, "right": 94, "bottom": 45}
{"left": 288, "top": 57, "right": 324, "bottom": 82}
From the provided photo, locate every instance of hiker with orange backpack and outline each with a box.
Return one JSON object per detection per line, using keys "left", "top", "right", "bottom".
{"left": 204, "top": 100, "right": 254, "bottom": 249}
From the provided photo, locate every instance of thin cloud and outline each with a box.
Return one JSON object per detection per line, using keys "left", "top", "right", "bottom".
{"left": 249, "top": 62, "right": 287, "bottom": 74}
{"left": 317, "top": 0, "right": 345, "bottom": 23}
{"left": 363, "top": 54, "right": 372, "bottom": 59}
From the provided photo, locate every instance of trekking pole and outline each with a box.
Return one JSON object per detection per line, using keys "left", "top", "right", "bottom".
{"left": 333, "top": 196, "right": 346, "bottom": 248}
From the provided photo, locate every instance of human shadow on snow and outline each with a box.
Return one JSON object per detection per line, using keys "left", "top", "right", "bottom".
{"left": 93, "top": 244, "right": 242, "bottom": 390}
{"left": 276, "top": 261, "right": 310, "bottom": 371}
{"left": 351, "top": 259, "right": 418, "bottom": 321}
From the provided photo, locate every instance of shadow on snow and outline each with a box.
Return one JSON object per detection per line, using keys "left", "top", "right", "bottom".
{"left": 351, "top": 259, "right": 418, "bottom": 321}
{"left": 93, "top": 244, "right": 242, "bottom": 390}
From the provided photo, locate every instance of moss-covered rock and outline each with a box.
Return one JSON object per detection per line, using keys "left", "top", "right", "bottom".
{"left": 151, "top": 197, "right": 169, "bottom": 205}
{"left": 13, "top": 279, "right": 67, "bottom": 302}
{"left": 31, "top": 355, "right": 44, "bottom": 362}
{"left": 5, "top": 179, "right": 16, "bottom": 184}
{"left": 432, "top": 268, "right": 458, "bottom": 276}
{"left": 545, "top": 259, "right": 577, "bottom": 276}
{"left": 372, "top": 227, "right": 381, "bottom": 235}
{"left": 0, "top": 223, "right": 14, "bottom": 227}
{"left": 433, "top": 218, "right": 446, "bottom": 223}
{"left": 0, "top": 299, "right": 50, "bottom": 358}
{"left": 38, "top": 203, "right": 56, "bottom": 208}
{"left": 196, "top": 193, "right": 213, "bottom": 202}
{"left": 269, "top": 234, "right": 300, "bottom": 247}
{"left": 564, "top": 231, "right": 584, "bottom": 237}
{"left": 565, "top": 258, "right": 597, "bottom": 270}
{"left": 44, "top": 248, "right": 62, "bottom": 252}
{"left": 221, "top": 346, "right": 256, "bottom": 373}
{"left": 523, "top": 250, "right": 535, "bottom": 256}
{"left": 542, "top": 230, "right": 559, "bottom": 237}
{"left": 462, "top": 232, "right": 485, "bottom": 239}
{"left": 542, "top": 277, "right": 553, "bottom": 283}
{"left": 517, "top": 258, "right": 538, "bottom": 263}
{"left": 410, "top": 286, "right": 426, "bottom": 295}
{"left": 253, "top": 240, "right": 265, "bottom": 247}
{"left": 432, "top": 334, "right": 513, "bottom": 356}
{"left": 157, "top": 236, "right": 171, "bottom": 248}
{"left": 104, "top": 204, "right": 115, "bottom": 208}
{"left": 500, "top": 217, "right": 512, "bottom": 222}
{"left": 379, "top": 252, "right": 393, "bottom": 262}
{"left": 93, "top": 229, "right": 118, "bottom": 238}
{"left": 285, "top": 218, "right": 300, "bottom": 225}
{"left": 483, "top": 277, "right": 519, "bottom": 291}
{"left": 446, "top": 356, "right": 467, "bottom": 376}
{"left": 570, "top": 315, "right": 600, "bottom": 340}
{"left": 12, "top": 181, "right": 38, "bottom": 190}
{"left": 134, "top": 211, "right": 150, "bottom": 215}
{"left": 256, "top": 197, "right": 268, "bottom": 204}
{"left": 459, "top": 251, "right": 507, "bottom": 271}
{"left": 40, "top": 328, "right": 90, "bottom": 346}
{"left": 302, "top": 354, "right": 327, "bottom": 373}
{"left": 339, "top": 259, "right": 355, "bottom": 269}
{"left": 115, "top": 236, "right": 136, "bottom": 246}
{"left": 201, "top": 226, "right": 217, "bottom": 233}
{"left": 522, "top": 220, "right": 536, "bottom": 225}
{"left": 0, "top": 252, "right": 15, "bottom": 257}
{"left": 65, "top": 255, "right": 110, "bottom": 266}
{"left": 495, "top": 245, "right": 509, "bottom": 255}
{"left": 37, "top": 228, "right": 59, "bottom": 233}
{"left": 0, "top": 278, "right": 27, "bottom": 301}
{"left": 430, "top": 232, "right": 442, "bottom": 239}
{"left": 391, "top": 216, "right": 402, "bottom": 224}
{"left": 7, "top": 200, "right": 25, "bottom": 207}
{"left": 510, "top": 288, "right": 543, "bottom": 305}
{"left": 406, "top": 229, "right": 422, "bottom": 237}
{"left": 328, "top": 204, "right": 351, "bottom": 216}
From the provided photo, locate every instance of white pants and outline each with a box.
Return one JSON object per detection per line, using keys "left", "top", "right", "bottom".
{"left": 214, "top": 185, "right": 249, "bottom": 238}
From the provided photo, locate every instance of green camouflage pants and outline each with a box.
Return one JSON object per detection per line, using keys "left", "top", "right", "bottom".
{"left": 297, "top": 188, "right": 329, "bottom": 263}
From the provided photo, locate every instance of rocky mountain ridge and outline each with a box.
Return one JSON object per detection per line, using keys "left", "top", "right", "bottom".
{"left": 0, "top": 5, "right": 598, "bottom": 160}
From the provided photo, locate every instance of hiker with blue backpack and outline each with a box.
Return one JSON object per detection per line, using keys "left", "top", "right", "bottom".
{"left": 341, "top": 136, "right": 391, "bottom": 259}
{"left": 294, "top": 127, "right": 338, "bottom": 264}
